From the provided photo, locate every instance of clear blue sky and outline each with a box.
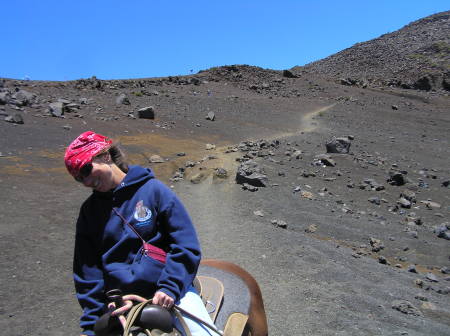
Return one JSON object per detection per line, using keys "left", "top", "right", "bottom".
{"left": 1, "top": 1, "right": 448, "bottom": 81}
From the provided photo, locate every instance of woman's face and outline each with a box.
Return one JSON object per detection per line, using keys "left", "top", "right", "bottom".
{"left": 79, "top": 156, "right": 115, "bottom": 192}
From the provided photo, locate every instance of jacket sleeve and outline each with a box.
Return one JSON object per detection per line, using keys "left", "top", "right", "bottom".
{"left": 73, "top": 207, "right": 106, "bottom": 335}
{"left": 155, "top": 185, "right": 201, "bottom": 302}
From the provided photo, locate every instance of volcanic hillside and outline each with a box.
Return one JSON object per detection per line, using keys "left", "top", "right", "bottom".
{"left": 294, "top": 10, "right": 450, "bottom": 91}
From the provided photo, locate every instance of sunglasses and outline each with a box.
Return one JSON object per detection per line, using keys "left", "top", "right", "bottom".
{"left": 75, "top": 162, "right": 93, "bottom": 182}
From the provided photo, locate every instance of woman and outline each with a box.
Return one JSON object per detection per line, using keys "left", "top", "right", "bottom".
{"left": 65, "top": 131, "right": 214, "bottom": 336}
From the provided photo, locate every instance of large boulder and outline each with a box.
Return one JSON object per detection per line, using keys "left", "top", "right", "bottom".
{"left": 12, "top": 89, "right": 37, "bottom": 106}
{"left": 49, "top": 102, "right": 65, "bottom": 117}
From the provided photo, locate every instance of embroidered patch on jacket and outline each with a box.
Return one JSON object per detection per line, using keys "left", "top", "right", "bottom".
{"left": 134, "top": 200, "right": 152, "bottom": 222}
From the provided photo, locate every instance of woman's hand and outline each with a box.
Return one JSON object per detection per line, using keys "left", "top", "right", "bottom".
{"left": 152, "top": 291, "right": 174, "bottom": 309}
{"left": 108, "top": 294, "right": 147, "bottom": 328}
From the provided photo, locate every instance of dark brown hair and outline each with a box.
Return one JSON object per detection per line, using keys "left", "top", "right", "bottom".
{"left": 108, "top": 143, "right": 129, "bottom": 173}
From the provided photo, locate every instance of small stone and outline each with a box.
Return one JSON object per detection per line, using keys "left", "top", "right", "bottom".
{"left": 305, "top": 224, "right": 317, "bottom": 233}
{"left": 388, "top": 171, "right": 407, "bottom": 186}
{"left": 214, "top": 168, "right": 228, "bottom": 179}
{"left": 369, "top": 238, "right": 384, "bottom": 252}
{"left": 407, "top": 265, "right": 418, "bottom": 273}
{"left": 414, "top": 279, "right": 424, "bottom": 287}
{"left": 205, "top": 112, "right": 215, "bottom": 121}
{"left": 378, "top": 256, "right": 388, "bottom": 264}
{"left": 253, "top": 210, "right": 264, "bottom": 217}
{"left": 392, "top": 105, "right": 399, "bottom": 110}
{"left": 314, "top": 154, "right": 336, "bottom": 166}
{"left": 242, "top": 183, "right": 258, "bottom": 192}
{"left": 415, "top": 295, "right": 428, "bottom": 302}
{"left": 205, "top": 144, "right": 216, "bottom": 150}
{"left": 62, "top": 125, "right": 72, "bottom": 130}
{"left": 368, "top": 197, "right": 381, "bottom": 205}
{"left": 271, "top": 219, "right": 287, "bottom": 229}
{"left": 149, "top": 155, "right": 165, "bottom": 163}
{"left": 397, "top": 197, "right": 411, "bottom": 209}
{"left": 116, "top": 93, "right": 130, "bottom": 105}
{"left": 301, "top": 191, "right": 314, "bottom": 199}
{"left": 391, "top": 300, "right": 422, "bottom": 316}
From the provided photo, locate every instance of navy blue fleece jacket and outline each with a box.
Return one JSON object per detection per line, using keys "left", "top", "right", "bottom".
{"left": 73, "top": 165, "right": 201, "bottom": 335}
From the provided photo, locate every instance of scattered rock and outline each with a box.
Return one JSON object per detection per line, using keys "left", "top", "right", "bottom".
{"left": 305, "top": 224, "right": 317, "bottom": 233}
{"left": 271, "top": 219, "right": 287, "bottom": 229}
{"left": 205, "top": 112, "right": 215, "bottom": 121}
{"left": 253, "top": 210, "right": 264, "bottom": 217}
{"left": 325, "top": 137, "right": 351, "bottom": 154}
{"left": 441, "top": 267, "right": 450, "bottom": 275}
{"left": 407, "top": 265, "right": 418, "bottom": 273}
{"left": 368, "top": 197, "right": 381, "bottom": 205}
{"left": 397, "top": 197, "right": 411, "bottom": 209}
{"left": 378, "top": 256, "right": 388, "bottom": 264}
{"left": 242, "top": 183, "right": 258, "bottom": 192}
{"left": 314, "top": 154, "right": 336, "bottom": 167}
{"left": 12, "top": 89, "right": 37, "bottom": 106}
{"left": 49, "top": 102, "right": 65, "bottom": 117}
{"left": 214, "top": 168, "right": 228, "bottom": 179}
{"left": 0, "top": 91, "right": 11, "bottom": 104}
{"left": 369, "top": 238, "right": 384, "bottom": 252}
{"left": 426, "top": 273, "right": 439, "bottom": 283}
{"left": 205, "top": 144, "right": 216, "bottom": 150}
{"left": 116, "top": 93, "right": 130, "bottom": 105}
{"left": 388, "top": 171, "right": 407, "bottom": 186}
{"left": 236, "top": 160, "right": 268, "bottom": 187}
{"left": 391, "top": 300, "right": 422, "bottom": 316}
{"left": 149, "top": 155, "right": 165, "bottom": 163}
{"left": 301, "top": 191, "right": 314, "bottom": 199}
{"left": 136, "top": 106, "right": 155, "bottom": 119}
{"left": 4, "top": 113, "right": 24, "bottom": 124}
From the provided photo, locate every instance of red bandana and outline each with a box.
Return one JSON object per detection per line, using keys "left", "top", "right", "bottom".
{"left": 64, "top": 131, "right": 113, "bottom": 177}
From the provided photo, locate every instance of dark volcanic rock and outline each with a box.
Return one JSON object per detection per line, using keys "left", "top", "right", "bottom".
{"left": 325, "top": 137, "right": 351, "bottom": 154}
{"left": 282, "top": 70, "right": 297, "bottom": 78}
{"left": 136, "top": 106, "right": 155, "bottom": 119}
{"left": 236, "top": 160, "right": 268, "bottom": 187}
{"left": 387, "top": 171, "right": 407, "bottom": 186}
